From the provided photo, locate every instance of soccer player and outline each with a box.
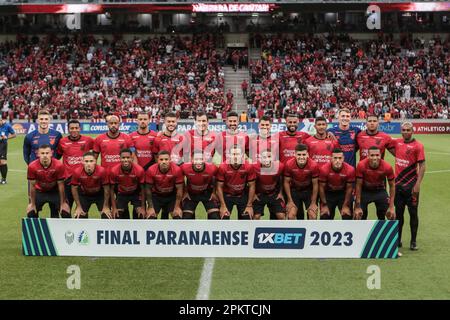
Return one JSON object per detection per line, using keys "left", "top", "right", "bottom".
{"left": 26, "top": 145, "right": 69, "bottom": 218}
{"left": 109, "top": 149, "right": 146, "bottom": 219}
{"left": 283, "top": 144, "right": 319, "bottom": 220}
{"left": 186, "top": 111, "right": 217, "bottom": 163}
{"left": 319, "top": 148, "right": 355, "bottom": 220}
{"left": 145, "top": 150, "right": 184, "bottom": 219}
{"left": 216, "top": 144, "right": 256, "bottom": 219}
{"left": 327, "top": 108, "right": 361, "bottom": 167}
{"left": 354, "top": 146, "right": 396, "bottom": 220}
{"left": 129, "top": 111, "right": 157, "bottom": 171}
{"left": 305, "top": 116, "right": 340, "bottom": 166}
{"left": 217, "top": 111, "right": 249, "bottom": 164}
{"left": 56, "top": 120, "right": 94, "bottom": 210}
{"left": 391, "top": 122, "right": 426, "bottom": 250}
{"left": 181, "top": 150, "right": 219, "bottom": 219}
{"left": 357, "top": 115, "right": 393, "bottom": 160}
{"left": 0, "top": 116, "right": 16, "bottom": 184}
{"left": 252, "top": 150, "right": 285, "bottom": 220}
{"left": 71, "top": 152, "right": 110, "bottom": 219}
{"left": 23, "top": 109, "right": 62, "bottom": 165}
{"left": 152, "top": 112, "right": 187, "bottom": 165}
{"left": 278, "top": 113, "right": 311, "bottom": 163}
{"left": 93, "top": 114, "right": 133, "bottom": 170}
{"left": 249, "top": 115, "right": 279, "bottom": 164}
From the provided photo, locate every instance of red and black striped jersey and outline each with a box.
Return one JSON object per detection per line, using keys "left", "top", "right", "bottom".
{"left": 391, "top": 138, "right": 425, "bottom": 189}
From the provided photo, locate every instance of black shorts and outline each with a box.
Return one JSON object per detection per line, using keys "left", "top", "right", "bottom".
{"left": 291, "top": 189, "right": 312, "bottom": 220}
{"left": 79, "top": 192, "right": 105, "bottom": 217}
{"left": 34, "top": 189, "right": 60, "bottom": 218}
{"left": 153, "top": 193, "right": 176, "bottom": 219}
{"left": 182, "top": 192, "right": 219, "bottom": 214}
{"left": 224, "top": 193, "right": 250, "bottom": 220}
{"left": 325, "top": 191, "right": 353, "bottom": 219}
{"left": 65, "top": 178, "right": 74, "bottom": 208}
{"left": 395, "top": 186, "right": 419, "bottom": 209}
{"left": 0, "top": 141, "right": 7, "bottom": 160}
{"left": 361, "top": 189, "right": 389, "bottom": 220}
{"left": 253, "top": 193, "right": 286, "bottom": 217}
{"left": 116, "top": 192, "right": 142, "bottom": 219}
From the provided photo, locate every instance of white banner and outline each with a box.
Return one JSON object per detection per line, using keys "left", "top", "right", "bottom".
{"left": 22, "top": 219, "right": 399, "bottom": 259}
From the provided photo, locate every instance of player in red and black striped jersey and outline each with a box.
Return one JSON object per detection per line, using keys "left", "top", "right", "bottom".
{"left": 354, "top": 146, "right": 396, "bottom": 221}
{"left": 71, "top": 152, "right": 110, "bottom": 219}
{"left": 319, "top": 148, "right": 355, "bottom": 220}
{"left": 252, "top": 150, "right": 285, "bottom": 220}
{"left": 217, "top": 111, "right": 249, "bottom": 164}
{"left": 109, "top": 149, "right": 146, "bottom": 219}
{"left": 390, "top": 122, "right": 426, "bottom": 250}
{"left": 56, "top": 119, "right": 94, "bottom": 211}
{"left": 181, "top": 150, "right": 219, "bottom": 219}
{"left": 356, "top": 115, "right": 394, "bottom": 161}
{"left": 216, "top": 144, "right": 256, "bottom": 220}
{"left": 304, "top": 117, "right": 340, "bottom": 167}
{"left": 185, "top": 112, "right": 217, "bottom": 164}
{"left": 283, "top": 144, "right": 320, "bottom": 220}
{"left": 129, "top": 112, "right": 157, "bottom": 171}
{"left": 152, "top": 112, "right": 187, "bottom": 166}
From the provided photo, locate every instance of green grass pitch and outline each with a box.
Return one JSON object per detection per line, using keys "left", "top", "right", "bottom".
{"left": 0, "top": 135, "right": 449, "bottom": 299}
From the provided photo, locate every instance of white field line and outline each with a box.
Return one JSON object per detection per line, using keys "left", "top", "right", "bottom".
{"left": 196, "top": 258, "right": 215, "bottom": 300}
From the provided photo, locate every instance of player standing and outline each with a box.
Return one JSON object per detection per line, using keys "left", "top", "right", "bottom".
{"left": 283, "top": 144, "right": 319, "bottom": 220}
{"left": 391, "top": 122, "right": 426, "bottom": 250}
{"left": 278, "top": 113, "right": 311, "bottom": 163}
{"left": 249, "top": 115, "right": 279, "bottom": 164}
{"left": 71, "top": 152, "right": 110, "bottom": 218}
{"left": 145, "top": 150, "right": 184, "bottom": 219}
{"left": 304, "top": 116, "right": 340, "bottom": 166}
{"left": 181, "top": 150, "right": 219, "bottom": 219}
{"left": 26, "top": 145, "right": 69, "bottom": 218}
{"left": 0, "top": 116, "right": 16, "bottom": 184}
{"left": 23, "top": 109, "right": 62, "bottom": 165}
{"left": 354, "top": 146, "right": 396, "bottom": 220}
{"left": 152, "top": 112, "right": 187, "bottom": 165}
{"left": 186, "top": 111, "right": 217, "bottom": 163}
{"left": 216, "top": 145, "right": 256, "bottom": 220}
{"left": 318, "top": 148, "right": 355, "bottom": 220}
{"left": 252, "top": 150, "right": 285, "bottom": 220}
{"left": 109, "top": 149, "right": 146, "bottom": 219}
{"left": 129, "top": 111, "right": 157, "bottom": 171}
{"left": 217, "top": 111, "right": 249, "bottom": 164}
{"left": 357, "top": 115, "right": 393, "bottom": 160}
{"left": 56, "top": 119, "right": 94, "bottom": 210}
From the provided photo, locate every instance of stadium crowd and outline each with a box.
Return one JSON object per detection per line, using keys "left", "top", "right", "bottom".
{"left": 0, "top": 34, "right": 227, "bottom": 122}
{"left": 247, "top": 33, "right": 450, "bottom": 120}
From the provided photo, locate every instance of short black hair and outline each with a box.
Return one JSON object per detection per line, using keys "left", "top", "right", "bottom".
{"left": 368, "top": 146, "right": 380, "bottom": 152}
{"left": 260, "top": 115, "right": 272, "bottom": 123}
{"left": 157, "top": 150, "right": 170, "bottom": 157}
{"left": 68, "top": 119, "right": 80, "bottom": 127}
{"left": 196, "top": 111, "right": 208, "bottom": 120}
{"left": 366, "top": 114, "right": 378, "bottom": 120}
{"left": 315, "top": 116, "right": 327, "bottom": 123}
{"left": 165, "top": 112, "right": 177, "bottom": 119}
{"left": 295, "top": 144, "right": 308, "bottom": 152}
{"left": 285, "top": 112, "right": 298, "bottom": 119}
{"left": 38, "top": 144, "right": 51, "bottom": 150}
{"left": 120, "top": 148, "right": 133, "bottom": 156}
{"left": 227, "top": 111, "right": 239, "bottom": 118}
{"left": 83, "top": 151, "right": 96, "bottom": 158}
{"left": 332, "top": 148, "right": 343, "bottom": 154}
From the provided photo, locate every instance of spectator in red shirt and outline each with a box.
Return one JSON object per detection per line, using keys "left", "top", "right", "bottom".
{"left": 26, "top": 144, "right": 69, "bottom": 218}
{"left": 354, "top": 146, "right": 396, "bottom": 220}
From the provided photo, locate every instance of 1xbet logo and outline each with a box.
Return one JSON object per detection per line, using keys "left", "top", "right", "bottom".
{"left": 253, "top": 228, "right": 306, "bottom": 249}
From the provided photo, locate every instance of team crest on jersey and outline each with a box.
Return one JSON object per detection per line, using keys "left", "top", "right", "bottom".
{"left": 376, "top": 139, "right": 381, "bottom": 145}
{"left": 406, "top": 148, "right": 411, "bottom": 155}
{"left": 240, "top": 173, "right": 246, "bottom": 179}
{"left": 80, "top": 144, "right": 86, "bottom": 151}
{"left": 297, "top": 138, "right": 303, "bottom": 144}
{"left": 350, "top": 132, "right": 355, "bottom": 140}
{"left": 327, "top": 144, "right": 331, "bottom": 151}
{"left": 119, "top": 143, "right": 124, "bottom": 149}
{"left": 50, "top": 138, "right": 55, "bottom": 145}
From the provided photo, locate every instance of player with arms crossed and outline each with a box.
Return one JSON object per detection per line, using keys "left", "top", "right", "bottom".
{"left": 390, "top": 122, "right": 426, "bottom": 251}
{"left": 252, "top": 150, "right": 285, "bottom": 220}
{"left": 129, "top": 111, "right": 157, "bottom": 171}
{"left": 56, "top": 119, "right": 94, "bottom": 211}
{"left": 283, "top": 144, "right": 319, "bottom": 220}
{"left": 181, "top": 150, "right": 219, "bottom": 219}
{"left": 216, "top": 145, "right": 256, "bottom": 220}
{"left": 145, "top": 150, "right": 184, "bottom": 219}
{"left": 109, "top": 149, "right": 146, "bottom": 219}
{"left": 0, "top": 115, "right": 16, "bottom": 184}
{"left": 319, "top": 148, "right": 355, "bottom": 220}
{"left": 357, "top": 115, "right": 393, "bottom": 160}
{"left": 71, "top": 152, "right": 111, "bottom": 219}
{"left": 354, "top": 146, "right": 396, "bottom": 220}
{"left": 26, "top": 145, "right": 69, "bottom": 218}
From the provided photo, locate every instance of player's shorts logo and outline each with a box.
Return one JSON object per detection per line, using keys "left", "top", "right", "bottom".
{"left": 253, "top": 228, "right": 306, "bottom": 249}
{"left": 78, "top": 231, "right": 89, "bottom": 245}
{"left": 65, "top": 231, "right": 74, "bottom": 245}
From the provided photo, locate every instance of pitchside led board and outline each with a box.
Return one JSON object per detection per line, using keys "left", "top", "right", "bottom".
{"left": 22, "top": 219, "right": 399, "bottom": 259}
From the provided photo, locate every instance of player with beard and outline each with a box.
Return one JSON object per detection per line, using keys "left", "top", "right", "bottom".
{"left": 152, "top": 112, "right": 187, "bottom": 165}
{"left": 186, "top": 111, "right": 217, "bottom": 163}
{"left": 129, "top": 111, "right": 157, "bottom": 170}
{"left": 181, "top": 150, "right": 219, "bottom": 219}
{"left": 357, "top": 115, "right": 394, "bottom": 160}
{"left": 249, "top": 115, "right": 279, "bottom": 164}
{"left": 56, "top": 120, "right": 94, "bottom": 211}
{"left": 71, "top": 152, "right": 110, "bottom": 219}
{"left": 278, "top": 113, "right": 311, "bottom": 164}
{"left": 217, "top": 112, "right": 249, "bottom": 164}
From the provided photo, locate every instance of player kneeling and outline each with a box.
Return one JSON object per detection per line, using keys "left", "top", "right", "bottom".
{"left": 318, "top": 148, "right": 355, "bottom": 220}
{"left": 145, "top": 151, "right": 184, "bottom": 219}
{"left": 252, "top": 150, "right": 285, "bottom": 220}
{"left": 26, "top": 145, "right": 70, "bottom": 218}
{"left": 71, "top": 152, "right": 111, "bottom": 219}
{"left": 181, "top": 150, "right": 220, "bottom": 219}
{"left": 109, "top": 149, "right": 146, "bottom": 219}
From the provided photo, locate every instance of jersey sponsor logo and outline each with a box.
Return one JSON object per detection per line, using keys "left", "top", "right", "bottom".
{"left": 253, "top": 228, "right": 306, "bottom": 249}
